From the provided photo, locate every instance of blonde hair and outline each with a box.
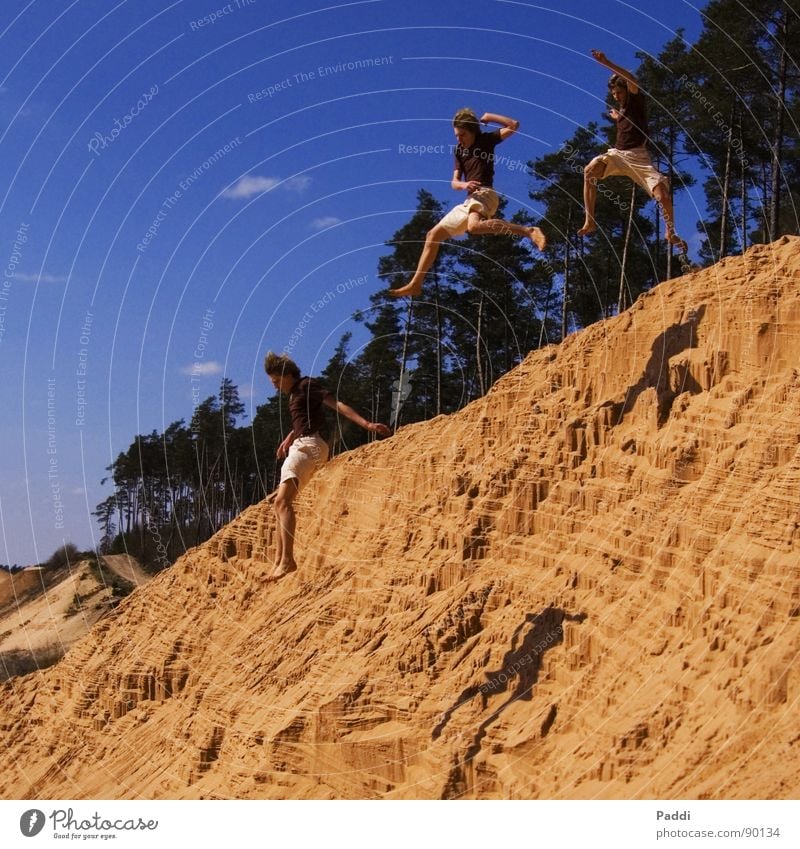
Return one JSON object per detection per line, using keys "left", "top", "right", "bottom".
{"left": 264, "top": 351, "right": 300, "bottom": 380}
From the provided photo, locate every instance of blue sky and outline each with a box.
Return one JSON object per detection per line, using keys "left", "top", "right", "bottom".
{"left": 0, "top": 0, "right": 705, "bottom": 566}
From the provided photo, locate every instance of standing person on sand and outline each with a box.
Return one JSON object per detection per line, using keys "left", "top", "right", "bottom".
{"left": 578, "top": 49, "right": 689, "bottom": 257}
{"left": 389, "top": 108, "right": 547, "bottom": 297}
{"left": 264, "top": 352, "right": 391, "bottom": 582}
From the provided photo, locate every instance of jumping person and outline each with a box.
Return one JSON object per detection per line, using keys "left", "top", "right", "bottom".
{"left": 578, "top": 49, "right": 688, "bottom": 257}
{"left": 264, "top": 351, "right": 391, "bottom": 582}
{"left": 389, "top": 108, "right": 546, "bottom": 297}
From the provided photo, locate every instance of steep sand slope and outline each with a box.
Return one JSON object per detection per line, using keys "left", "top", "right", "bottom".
{"left": 1, "top": 238, "right": 799, "bottom": 799}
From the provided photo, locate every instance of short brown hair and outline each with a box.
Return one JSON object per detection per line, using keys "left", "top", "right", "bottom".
{"left": 452, "top": 108, "right": 480, "bottom": 135}
{"left": 608, "top": 74, "right": 627, "bottom": 91}
{"left": 264, "top": 351, "right": 300, "bottom": 380}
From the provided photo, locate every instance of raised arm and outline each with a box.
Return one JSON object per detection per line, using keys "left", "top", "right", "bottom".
{"left": 323, "top": 396, "right": 391, "bottom": 437}
{"left": 480, "top": 111, "right": 520, "bottom": 141}
{"left": 590, "top": 49, "right": 639, "bottom": 95}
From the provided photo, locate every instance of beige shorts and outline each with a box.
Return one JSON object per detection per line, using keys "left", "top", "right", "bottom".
{"left": 596, "top": 146, "right": 667, "bottom": 196}
{"left": 439, "top": 187, "right": 500, "bottom": 236}
{"left": 280, "top": 434, "right": 329, "bottom": 491}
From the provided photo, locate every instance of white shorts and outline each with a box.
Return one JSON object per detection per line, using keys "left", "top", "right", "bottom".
{"left": 595, "top": 146, "right": 667, "bottom": 196}
{"left": 438, "top": 187, "right": 500, "bottom": 236}
{"left": 279, "top": 434, "right": 329, "bottom": 491}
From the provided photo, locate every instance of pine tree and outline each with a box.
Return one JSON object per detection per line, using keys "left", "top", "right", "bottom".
{"left": 375, "top": 189, "right": 458, "bottom": 423}
{"left": 446, "top": 200, "right": 549, "bottom": 397}
{"left": 635, "top": 33, "right": 697, "bottom": 279}
{"left": 686, "top": 0, "right": 775, "bottom": 258}
{"left": 320, "top": 332, "right": 371, "bottom": 453}
{"left": 530, "top": 123, "right": 655, "bottom": 330}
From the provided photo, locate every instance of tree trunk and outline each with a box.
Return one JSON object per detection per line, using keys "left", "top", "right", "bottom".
{"left": 741, "top": 118, "right": 747, "bottom": 253}
{"left": 719, "top": 105, "right": 734, "bottom": 259}
{"left": 769, "top": 10, "right": 788, "bottom": 239}
{"left": 434, "top": 283, "right": 442, "bottom": 416}
{"left": 562, "top": 207, "right": 572, "bottom": 342}
{"left": 476, "top": 293, "right": 485, "bottom": 396}
{"left": 618, "top": 183, "right": 636, "bottom": 313}
{"left": 665, "top": 124, "right": 677, "bottom": 281}
{"left": 396, "top": 299, "right": 414, "bottom": 428}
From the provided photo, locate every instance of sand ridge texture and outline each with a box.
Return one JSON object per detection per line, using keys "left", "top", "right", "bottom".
{"left": 1, "top": 238, "right": 799, "bottom": 799}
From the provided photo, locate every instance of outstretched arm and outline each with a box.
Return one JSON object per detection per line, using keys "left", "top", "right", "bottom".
{"left": 324, "top": 396, "right": 391, "bottom": 436}
{"left": 590, "top": 49, "right": 639, "bottom": 95}
{"left": 480, "top": 111, "right": 520, "bottom": 141}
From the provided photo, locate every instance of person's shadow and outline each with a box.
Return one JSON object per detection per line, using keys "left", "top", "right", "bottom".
{"left": 601, "top": 304, "right": 706, "bottom": 428}
{"left": 432, "top": 607, "right": 586, "bottom": 761}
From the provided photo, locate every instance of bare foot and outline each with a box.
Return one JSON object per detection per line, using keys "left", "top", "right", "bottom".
{"left": 577, "top": 220, "right": 596, "bottom": 237}
{"left": 266, "top": 561, "right": 297, "bottom": 582}
{"left": 387, "top": 282, "right": 421, "bottom": 297}
{"left": 528, "top": 226, "right": 547, "bottom": 251}
{"left": 667, "top": 232, "right": 688, "bottom": 254}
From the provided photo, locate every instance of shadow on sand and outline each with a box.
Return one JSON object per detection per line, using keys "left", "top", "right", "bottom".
{"left": 602, "top": 304, "right": 707, "bottom": 428}
{"left": 433, "top": 606, "right": 586, "bottom": 762}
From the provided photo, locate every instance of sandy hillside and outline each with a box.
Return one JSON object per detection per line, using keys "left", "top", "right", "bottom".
{"left": 0, "top": 558, "right": 146, "bottom": 680}
{"left": 100, "top": 555, "right": 151, "bottom": 588}
{"left": 0, "top": 562, "right": 113, "bottom": 656}
{"left": 1, "top": 238, "right": 799, "bottom": 799}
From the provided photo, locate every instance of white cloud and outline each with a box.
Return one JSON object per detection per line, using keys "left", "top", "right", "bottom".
{"left": 181, "top": 360, "right": 223, "bottom": 376}
{"left": 284, "top": 175, "right": 311, "bottom": 193}
{"left": 12, "top": 272, "right": 68, "bottom": 283}
{"left": 310, "top": 216, "right": 342, "bottom": 230}
{"left": 222, "top": 176, "right": 280, "bottom": 199}
{"left": 222, "top": 173, "right": 311, "bottom": 199}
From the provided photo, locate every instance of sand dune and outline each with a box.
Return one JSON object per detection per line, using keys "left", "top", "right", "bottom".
{"left": 1, "top": 237, "right": 798, "bottom": 799}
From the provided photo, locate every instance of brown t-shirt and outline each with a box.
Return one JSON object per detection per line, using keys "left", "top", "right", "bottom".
{"left": 454, "top": 129, "right": 503, "bottom": 188}
{"left": 288, "top": 376, "right": 333, "bottom": 438}
{"left": 614, "top": 90, "right": 650, "bottom": 150}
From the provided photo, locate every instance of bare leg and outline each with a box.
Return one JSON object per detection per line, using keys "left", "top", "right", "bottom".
{"left": 652, "top": 182, "right": 687, "bottom": 251}
{"left": 268, "top": 479, "right": 299, "bottom": 581}
{"left": 389, "top": 223, "right": 451, "bottom": 297}
{"left": 467, "top": 213, "right": 547, "bottom": 250}
{"left": 578, "top": 158, "right": 606, "bottom": 236}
